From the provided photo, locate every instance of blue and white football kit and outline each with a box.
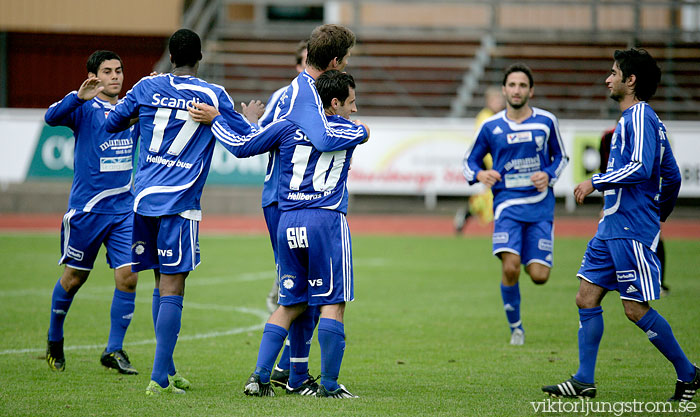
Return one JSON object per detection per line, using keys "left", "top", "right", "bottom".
{"left": 45, "top": 91, "right": 139, "bottom": 356}
{"left": 105, "top": 72, "right": 257, "bottom": 389}
{"left": 210, "top": 115, "right": 364, "bottom": 305}
{"left": 216, "top": 112, "right": 365, "bottom": 394}
{"left": 46, "top": 92, "right": 137, "bottom": 270}
{"left": 463, "top": 107, "right": 568, "bottom": 340}
{"left": 564, "top": 102, "right": 695, "bottom": 390}
{"left": 464, "top": 108, "right": 568, "bottom": 266}
{"left": 106, "top": 73, "right": 257, "bottom": 273}
{"left": 577, "top": 102, "right": 681, "bottom": 302}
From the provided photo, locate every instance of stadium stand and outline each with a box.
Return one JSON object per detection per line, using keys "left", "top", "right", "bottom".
{"left": 202, "top": 35, "right": 481, "bottom": 117}
{"left": 470, "top": 39, "right": 700, "bottom": 121}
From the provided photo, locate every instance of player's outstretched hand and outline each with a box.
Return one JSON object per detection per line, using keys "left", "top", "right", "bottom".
{"left": 530, "top": 171, "right": 550, "bottom": 192}
{"left": 574, "top": 179, "right": 594, "bottom": 204}
{"left": 188, "top": 102, "right": 220, "bottom": 125}
{"left": 241, "top": 100, "right": 264, "bottom": 124}
{"left": 77, "top": 77, "right": 104, "bottom": 101}
{"left": 476, "top": 169, "right": 502, "bottom": 188}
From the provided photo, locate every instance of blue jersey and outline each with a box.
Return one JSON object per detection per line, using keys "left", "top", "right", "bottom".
{"left": 463, "top": 108, "right": 568, "bottom": 222}
{"left": 276, "top": 70, "right": 368, "bottom": 152}
{"left": 45, "top": 92, "right": 136, "bottom": 214}
{"left": 211, "top": 114, "right": 363, "bottom": 214}
{"left": 259, "top": 86, "right": 287, "bottom": 208}
{"left": 592, "top": 102, "right": 681, "bottom": 248}
{"left": 105, "top": 73, "right": 257, "bottom": 218}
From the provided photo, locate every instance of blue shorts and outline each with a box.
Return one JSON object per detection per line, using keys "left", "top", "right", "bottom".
{"left": 263, "top": 203, "right": 281, "bottom": 262}
{"left": 277, "top": 208, "right": 353, "bottom": 306}
{"left": 492, "top": 217, "right": 553, "bottom": 267}
{"left": 59, "top": 209, "right": 133, "bottom": 270}
{"left": 577, "top": 237, "right": 661, "bottom": 302}
{"left": 131, "top": 213, "right": 200, "bottom": 275}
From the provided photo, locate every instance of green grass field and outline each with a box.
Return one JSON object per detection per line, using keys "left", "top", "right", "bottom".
{"left": 1, "top": 232, "right": 698, "bottom": 416}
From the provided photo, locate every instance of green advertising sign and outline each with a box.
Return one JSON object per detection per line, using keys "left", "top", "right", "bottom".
{"left": 25, "top": 125, "right": 266, "bottom": 186}
{"left": 571, "top": 132, "right": 603, "bottom": 184}
{"left": 206, "top": 142, "right": 267, "bottom": 185}
{"left": 26, "top": 125, "right": 75, "bottom": 179}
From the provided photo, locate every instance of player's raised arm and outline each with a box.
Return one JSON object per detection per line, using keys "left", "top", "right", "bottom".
{"left": 105, "top": 78, "right": 143, "bottom": 133}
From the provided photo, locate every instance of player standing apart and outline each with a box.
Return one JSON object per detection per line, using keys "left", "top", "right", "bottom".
{"left": 44, "top": 50, "right": 139, "bottom": 375}
{"left": 542, "top": 49, "right": 697, "bottom": 401}
{"left": 105, "top": 29, "right": 260, "bottom": 395}
{"left": 463, "top": 63, "right": 568, "bottom": 345}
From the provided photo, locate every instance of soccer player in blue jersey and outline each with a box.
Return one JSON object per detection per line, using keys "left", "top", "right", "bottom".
{"left": 259, "top": 39, "right": 307, "bottom": 313}
{"left": 190, "top": 69, "right": 367, "bottom": 397}
{"left": 105, "top": 28, "right": 260, "bottom": 396}
{"left": 463, "top": 63, "right": 568, "bottom": 346}
{"left": 542, "top": 49, "right": 697, "bottom": 401}
{"left": 257, "top": 39, "right": 311, "bottom": 389}
{"left": 44, "top": 50, "right": 139, "bottom": 375}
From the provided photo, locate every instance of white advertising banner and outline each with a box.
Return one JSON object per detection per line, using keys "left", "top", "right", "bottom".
{"left": 1, "top": 110, "right": 698, "bottom": 197}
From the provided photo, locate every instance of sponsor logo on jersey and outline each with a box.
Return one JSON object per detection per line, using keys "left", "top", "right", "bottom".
{"left": 66, "top": 245, "right": 84, "bottom": 261}
{"left": 99, "top": 138, "right": 133, "bottom": 152}
{"left": 308, "top": 279, "right": 323, "bottom": 287}
{"left": 158, "top": 248, "right": 173, "bottom": 257}
{"left": 151, "top": 93, "right": 201, "bottom": 110}
{"left": 626, "top": 285, "right": 638, "bottom": 294}
{"left": 145, "top": 154, "right": 194, "bottom": 169}
{"left": 492, "top": 126, "right": 503, "bottom": 135}
{"left": 493, "top": 232, "right": 509, "bottom": 244}
{"left": 616, "top": 270, "right": 637, "bottom": 282}
{"left": 507, "top": 131, "right": 532, "bottom": 144}
{"left": 504, "top": 155, "right": 540, "bottom": 171}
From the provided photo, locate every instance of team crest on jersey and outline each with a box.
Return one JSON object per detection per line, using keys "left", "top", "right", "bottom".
{"left": 132, "top": 241, "right": 146, "bottom": 255}
{"left": 535, "top": 135, "right": 545, "bottom": 151}
{"left": 506, "top": 131, "right": 532, "bottom": 144}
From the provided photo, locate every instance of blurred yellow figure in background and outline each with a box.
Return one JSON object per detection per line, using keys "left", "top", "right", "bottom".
{"left": 455, "top": 86, "right": 504, "bottom": 230}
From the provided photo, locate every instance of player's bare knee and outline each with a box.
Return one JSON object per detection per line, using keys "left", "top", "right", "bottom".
{"left": 116, "top": 270, "right": 138, "bottom": 292}
{"left": 531, "top": 274, "right": 549, "bottom": 285}
{"left": 575, "top": 290, "right": 596, "bottom": 309}
{"left": 61, "top": 267, "right": 89, "bottom": 293}
{"left": 622, "top": 301, "right": 648, "bottom": 323}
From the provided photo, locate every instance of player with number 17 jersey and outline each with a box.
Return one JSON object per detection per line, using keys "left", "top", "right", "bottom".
{"left": 105, "top": 73, "right": 257, "bottom": 218}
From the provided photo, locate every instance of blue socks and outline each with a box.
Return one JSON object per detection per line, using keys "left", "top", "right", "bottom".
{"left": 500, "top": 283, "right": 522, "bottom": 332}
{"left": 48, "top": 278, "right": 74, "bottom": 342}
{"left": 288, "top": 306, "right": 320, "bottom": 388}
{"left": 152, "top": 288, "right": 177, "bottom": 376}
{"left": 277, "top": 341, "right": 291, "bottom": 371}
{"left": 318, "top": 318, "right": 345, "bottom": 392}
{"left": 636, "top": 308, "right": 695, "bottom": 382}
{"left": 573, "top": 306, "right": 604, "bottom": 384}
{"left": 106, "top": 289, "right": 135, "bottom": 352}
{"left": 151, "top": 295, "right": 183, "bottom": 388}
{"left": 255, "top": 323, "right": 288, "bottom": 383}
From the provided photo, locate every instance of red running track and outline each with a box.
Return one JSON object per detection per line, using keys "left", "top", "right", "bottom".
{"left": 0, "top": 213, "right": 699, "bottom": 239}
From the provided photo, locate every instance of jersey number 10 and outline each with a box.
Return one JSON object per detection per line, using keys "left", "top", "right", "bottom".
{"left": 289, "top": 145, "right": 347, "bottom": 192}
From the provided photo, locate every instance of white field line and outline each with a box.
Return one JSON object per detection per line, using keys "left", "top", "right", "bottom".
{"left": 0, "top": 273, "right": 271, "bottom": 356}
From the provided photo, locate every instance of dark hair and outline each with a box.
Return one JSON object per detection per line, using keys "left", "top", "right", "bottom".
{"left": 306, "top": 24, "right": 355, "bottom": 71}
{"left": 87, "top": 50, "right": 122, "bottom": 75}
{"left": 316, "top": 70, "right": 355, "bottom": 109}
{"left": 503, "top": 63, "right": 534, "bottom": 88}
{"left": 169, "top": 29, "right": 203, "bottom": 68}
{"left": 613, "top": 48, "right": 661, "bottom": 102}
{"left": 295, "top": 39, "right": 309, "bottom": 66}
